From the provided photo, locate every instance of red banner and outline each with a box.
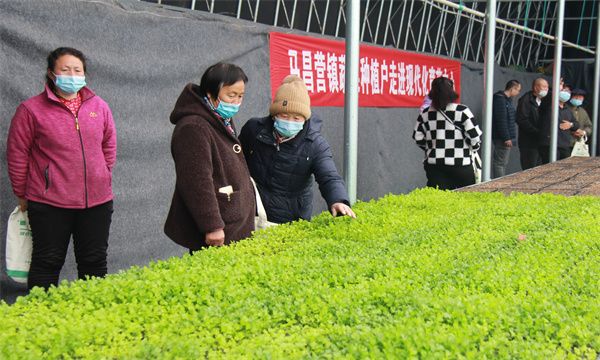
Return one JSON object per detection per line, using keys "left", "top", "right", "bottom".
{"left": 270, "top": 32, "right": 461, "bottom": 108}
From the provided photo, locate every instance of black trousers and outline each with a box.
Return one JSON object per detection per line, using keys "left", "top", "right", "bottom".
{"left": 27, "top": 200, "right": 113, "bottom": 290}
{"left": 424, "top": 163, "right": 476, "bottom": 190}
{"left": 539, "top": 146, "right": 570, "bottom": 164}
{"left": 519, "top": 147, "right": 542, "bottom": 170}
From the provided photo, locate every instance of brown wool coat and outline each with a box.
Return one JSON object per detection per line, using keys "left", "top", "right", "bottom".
{"left": 164, "top": 84, "right": 255, "bottom": 250}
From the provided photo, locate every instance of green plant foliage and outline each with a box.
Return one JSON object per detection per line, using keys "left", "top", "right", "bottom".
{"left": 1, "top": 188, "right": 599, "bottom": 359}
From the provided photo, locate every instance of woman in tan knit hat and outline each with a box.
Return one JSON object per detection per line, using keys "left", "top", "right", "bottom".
{"left": 239, "top": 75, "right": 355, "bottom": 224}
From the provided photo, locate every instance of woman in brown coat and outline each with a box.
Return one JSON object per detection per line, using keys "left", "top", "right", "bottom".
{"left": 164, "top": 63, "right": 255, "bottom": 250}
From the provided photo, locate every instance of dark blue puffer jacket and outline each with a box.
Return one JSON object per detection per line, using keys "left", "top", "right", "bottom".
{"left": 239, "top": 114, "right": 349, "bottom": 224}
{"left": 492, "top": 91, "right": 517, "bottom": 141}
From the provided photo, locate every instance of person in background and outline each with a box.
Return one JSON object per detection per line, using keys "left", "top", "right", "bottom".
{"left": 538, "top": 82, "right": 579, "bottom": 163}
{"left": 164, "top": 63, "right": 255, "bottom": 250}
{"left": 413, "top": 77, "right": 482, "bottom": 190}
{"left": 420, "top": 94, "right": 432, "bottom": 113}
{"left": 6, "top": 47, "right": 116, "bottom": 290}
{"left": 516, "top": 77, "right": 548, "bottom": 170}
{"left": 492, "top": 80, "right": 521, "bottom": 178}
{"left": 239, "top": 75, "right": 355, "bottom": 224}
{"left": 567, "top": 88, "right": 592, "bottom": 149}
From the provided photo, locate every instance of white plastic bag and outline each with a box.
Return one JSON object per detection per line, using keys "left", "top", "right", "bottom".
{"left": 5, "top": 206, "right": 32, "bottom": 284}
{"left": 251, "top": 178, "right": 277, "bottom": 230}
{"left": 571, "top": 136, "right": 590, "bottom": 157}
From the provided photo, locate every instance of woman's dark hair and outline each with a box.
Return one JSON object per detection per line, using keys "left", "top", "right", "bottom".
{"left": 429, "top": 76, "right": 458, "bottom": 110}
{"left": 198, "top": 63, "right": 248, "bottom": 99}
{"left": 46, "top": 47, "right": 87, "bottom": 90}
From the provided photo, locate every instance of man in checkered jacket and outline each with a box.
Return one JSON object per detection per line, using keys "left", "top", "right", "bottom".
{"left": 413, "top": 77, "right": 483, "bottom": 190}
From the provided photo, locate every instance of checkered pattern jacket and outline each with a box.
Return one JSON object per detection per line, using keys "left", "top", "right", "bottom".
{"left": 413, "top": 103, "right": 483, "bottom": 166}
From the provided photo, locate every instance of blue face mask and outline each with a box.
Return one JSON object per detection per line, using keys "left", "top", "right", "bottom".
{"left": 274, "top": 118, "right": 305, "bottom": 138}
{"left": 53, "top": 74, "right": 86, "bottom": 94}
{"left": 570, "top": 98, "right": 583, "bottom": 107}
{"left": 558, "top": 91, "right": 571, "bottom": 103}
{"left": 214, "top": 99, "right": 240, "bottom": 119}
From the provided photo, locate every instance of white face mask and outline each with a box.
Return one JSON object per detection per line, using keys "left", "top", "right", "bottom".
{"left": 538, "top": 90, "right": 548, "bottom": 98}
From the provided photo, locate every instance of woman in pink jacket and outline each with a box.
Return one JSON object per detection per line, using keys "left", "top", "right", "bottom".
{"left": 6, "top": 47, "right": 116, "bottom": 290}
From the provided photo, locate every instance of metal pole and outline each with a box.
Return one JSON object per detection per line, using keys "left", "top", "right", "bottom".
{"left": 373, "top": 0, "right": 386, "bottom": 43}
{"left": 476, "top": 5, "right": 489, "bottom": 63}
{"left": 344, "top": 0, "right": 359, "bottom": 205}
{"left": 420, "top": 0, "right": 434, "bottom": 52}
{"left": 516, "top": 2, "right": 529, "bottom": 67}
{"left": 533, "top": 0, "right": 550, "bottom": 68}
{"left": 495, "top": 2, "right": 509, "bottom": 65}
{"left": 549, "top": 0, "right": 565, "bottom": 162}
{"left": 403, "top": 0, "right": 415, "bottom": 49}
{"left": 524, "top": 1, "right": 542, "bottom": 70}
{"left": 306, "top": 0, "right": 314, "bottom": 31}
{"left": 360, "top": 0, "right": 370, "bottom": 41}
{"left": 383, "top": 0, "right": 394, "bottom": 45}
{"left": 434, "top": 3, "right": 448, "bottom": 55}
{"left": 291, "top": 0, "right": 297, "bottom": 28}
{"left": 482, "top": 0, "right": 496, "bottom": 182}
{"left": 476, "top": 15, "right": 486, "bottom": 63}
{"left": 543, "top": 3, "right": 558, "bottom": 59}
{"left": 274, "top": 0, "right": 280, "bottom": 26}
{"left": 416, "top": 0, "right": 429, "bottom": 51}
{"left": 322, "top": 0, "right": 331, "bottom": 35}
{"left": 335, "top": 0, "right": 344, "bottom": 37}
{"left": 507, "top": 3, "right": 521, "bottom": 66}
{"left": 592, "top": 4, "right": 600, "bottom": 156}
{"left": 395, "top": 0, "right": 408, "bottom": 48}
{"left": 463, "top": 3, "right": 477, "bottom": 61}
{"left": 253, "top": 0, "right": 260, "bottom": 22}
{"left": 449, "top": 5, "right": 461, "bottom": 57}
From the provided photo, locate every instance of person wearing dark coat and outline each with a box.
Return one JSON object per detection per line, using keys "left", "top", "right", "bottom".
{"left": 538, "top": 84, "right": 579, "bottom": 163}
{"left": 491, "top": 80, "right": 521, "bottom": 178}
{"left": 567, "top": 88, "right": 593, "bottom": 148}
{"left": 516, "top": 77, "right": 548, "bottom": 170}
{"left": 164, "top": 63, "right": 255, "bottom": 251}
{"left": 239, "top": 75, "right": 355, "bottom": 224}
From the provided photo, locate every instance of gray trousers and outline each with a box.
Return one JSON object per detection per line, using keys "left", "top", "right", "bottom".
{"left": 492, "top": 139, "right": 511, "bottom": 178}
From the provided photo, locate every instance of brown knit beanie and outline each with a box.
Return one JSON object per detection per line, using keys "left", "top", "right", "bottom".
{"left": 269, "top": 75, "right": 312, "bottom": 120}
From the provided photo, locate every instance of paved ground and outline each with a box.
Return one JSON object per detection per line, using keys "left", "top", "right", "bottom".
{"left": 458, "top": 156, "right": 600, "bottom": 196}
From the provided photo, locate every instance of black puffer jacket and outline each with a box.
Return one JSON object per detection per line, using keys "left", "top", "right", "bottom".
{"left": 239, "top": 114, "right": 349, "bottom": 224}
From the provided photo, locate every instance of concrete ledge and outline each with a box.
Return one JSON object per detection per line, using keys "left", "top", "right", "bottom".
{"left": 457, "top": 157, "right": 600, "bottom": 196}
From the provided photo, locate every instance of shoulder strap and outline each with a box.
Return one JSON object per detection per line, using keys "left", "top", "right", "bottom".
{"left": 250, "top": 177, "right": 267, "bottom": 220}
{"left": 438, "top": 108, "right": 453, "bottom": 124}
{"left": 438, "top": 109, "right": 465, "bottom": 134}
